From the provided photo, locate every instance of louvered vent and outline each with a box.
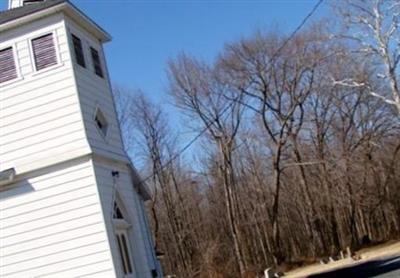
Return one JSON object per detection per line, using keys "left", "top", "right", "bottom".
{"left": 32, "top": 33, "right": 57, "bottom": 71}
{"left": 23, "top": 0, "right": 46, "bottom": 5}
{"left": 0, "top": 47, "right": 17, "bottom": 84}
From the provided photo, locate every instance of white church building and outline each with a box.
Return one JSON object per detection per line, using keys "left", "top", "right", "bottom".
{"left": 0, "top": 0, "right": 161, "bottom": 277}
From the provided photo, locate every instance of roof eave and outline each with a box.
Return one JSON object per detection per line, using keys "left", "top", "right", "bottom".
{"left": 63, "top": 2, "right": 111, "bottom": 43}
{"left": 128, "top": 165, "right": 152, "bottom": 201}
{"left": 0, "top": 1, "right": 112, "bottom": 43}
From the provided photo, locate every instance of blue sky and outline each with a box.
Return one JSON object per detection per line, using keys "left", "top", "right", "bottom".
{"left": 0, "top": 0, "right": 328, "bottom": 105}
{"left": 1, "top": 0, "right": 328, "bottom": 159}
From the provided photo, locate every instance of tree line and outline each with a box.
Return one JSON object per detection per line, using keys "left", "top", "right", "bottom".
{"left": 115, "top": 1, "right": 400, "bottom": 277}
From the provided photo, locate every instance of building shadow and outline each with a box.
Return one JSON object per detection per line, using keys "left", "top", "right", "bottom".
{"left": 0, "top": 179, "right": 35, "bottom": 200}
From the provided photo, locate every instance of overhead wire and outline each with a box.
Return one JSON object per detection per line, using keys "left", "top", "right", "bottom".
{"left": 136, "top": 0, "right": 325, "bottom": 187}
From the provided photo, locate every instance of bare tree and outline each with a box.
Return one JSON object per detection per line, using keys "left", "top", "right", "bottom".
{"left": 168, "top": 54, "right": 247, "bottom": 276}
{"left": 333, "top": 0, "right": 400, "bottom": 114}
{"left": 112, "top": 8, "right": 400, "bottom": 276}
{"left": 219, "top": 29, "right": 328, "bottom": 262}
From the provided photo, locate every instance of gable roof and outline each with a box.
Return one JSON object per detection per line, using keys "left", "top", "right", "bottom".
{"left": 0, "top": 0, "right": 66, "bottom": 25}
{"left": 0, "top": 0, "right": 111, "bottom": 42}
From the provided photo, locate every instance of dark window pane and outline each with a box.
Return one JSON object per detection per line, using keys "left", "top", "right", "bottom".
{"left": 116, "top": 235, "right": 129, "bottom": 274}
{"left": 72, "top": 34, "right": 85, "bottom": 68}
{"left": 90, "top": 47, "right": 103, "bottom": 78}
{"left": 0, "top": 47, "right": 17, "bottom": 84}
{"left": 94, "top": 109, "right": 108, "bottom": 136}
{"left": 113, "top": 202, "right": 124, "bottom": 219}
{"left": 32, "top": 33, "right": 57, "bottom": 71}
{"left": 121, "top": 234, "right": 133, "bottom": 274}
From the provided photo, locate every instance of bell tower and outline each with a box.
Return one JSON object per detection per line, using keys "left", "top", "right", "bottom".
{"left": 0, "top": 1, "right": 161, "bottom": 277}
{"left": 8, "top": 0, "right": 46, "bottom": 9}
{"left": 8, "top": 0, "right": 23, "bottom": 9}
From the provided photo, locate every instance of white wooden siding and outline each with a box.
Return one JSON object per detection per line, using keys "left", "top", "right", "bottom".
{"left": 0, "top": 10, "right": 157, "bottom": 278}
{"left": 91, "top": 159, "right": 153, "bottom": 278}
{"left": 0, "top": 159, "right": 116, "bottom": 278}
{"left": 65, "top": 19, "right": 129, "bottom": 164}
{"left": 0, "top": 15, "right": 91, "bottom": 174}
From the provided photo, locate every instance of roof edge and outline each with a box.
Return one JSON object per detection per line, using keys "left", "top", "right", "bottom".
{"left": 63, "top": 1, "right": 111, "bottom": 42}
{"left": 0, "top": 1, "right": 112, "bottom": 43}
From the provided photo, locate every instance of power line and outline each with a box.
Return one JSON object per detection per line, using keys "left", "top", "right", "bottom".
{"left": 139, "top": 101, "right": 234, "bottom": 185}
{"left": 269, "top": 0, "right": 324, "bottom": 63}
{"left": 137, "top": 0, "right": 324, "bottom": 187}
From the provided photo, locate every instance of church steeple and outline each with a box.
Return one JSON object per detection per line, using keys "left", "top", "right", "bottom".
{"left": 0, "top": 0, "right": 160, "bottom": 276}
{"left": 8, "top": 0, "right": 46, "bottom": 9}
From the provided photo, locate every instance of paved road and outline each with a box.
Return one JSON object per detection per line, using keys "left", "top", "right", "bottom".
{"left": 308, "top": 256, "right": 400, "bottom": 278}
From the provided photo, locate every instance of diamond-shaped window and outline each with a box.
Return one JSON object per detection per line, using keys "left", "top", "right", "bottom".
{"left": 94, "top": 108, "right": 108, "bottom": 137}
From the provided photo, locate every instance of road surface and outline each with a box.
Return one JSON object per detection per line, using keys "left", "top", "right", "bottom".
{"left": 308, "top": 255, "right": 400, "bottom": 278}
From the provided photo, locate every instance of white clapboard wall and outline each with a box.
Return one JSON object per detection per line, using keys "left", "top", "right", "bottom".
{"left": 0, "top": 14, "right": 91, "bottom": 174}
{"left": 0, "top": 158, "right": 116, "bottom": 277}
{"left": 0, "top": 7, "right": 158, "bottom": 278}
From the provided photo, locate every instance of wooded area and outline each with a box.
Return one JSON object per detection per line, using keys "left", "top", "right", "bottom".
{"left": 115, "top": 1, "right": 400, "bottom": 277}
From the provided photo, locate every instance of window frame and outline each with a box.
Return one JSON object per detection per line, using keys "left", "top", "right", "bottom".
{"left": 71, "top": 33, "right": 86, "bottom": 68}
{"left": 0, "top": 45, "right": 20, "bottom": 86}
{"left": 29, "top": 31, "right": 61, "bottom": 73}
{"left": 90, "top": 46, "right": 104, "bottom": 78}
{"left": 113, "top": 200, "right": 135, "bottom": 278}
{"left": 115, "top": 229, "right": 134, "bottom": 276}
{"left": 93, "top": 107, "right": 109, "bottom": 138}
